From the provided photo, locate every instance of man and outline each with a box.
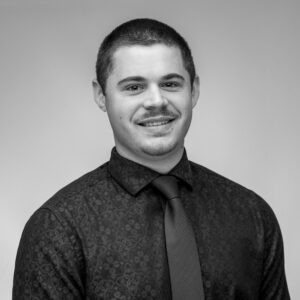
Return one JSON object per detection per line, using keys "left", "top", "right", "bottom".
{"left": 13, "top": 18, "right": 290, "bottom": 299}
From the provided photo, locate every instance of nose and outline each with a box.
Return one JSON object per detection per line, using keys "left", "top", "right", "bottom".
{"left": 143, "top": 85, "right": 168, "bottom": 109}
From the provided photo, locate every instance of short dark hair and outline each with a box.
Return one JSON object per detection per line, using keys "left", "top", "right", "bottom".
{"left": 96, "top": 18, "right": 196, "bottom": 94}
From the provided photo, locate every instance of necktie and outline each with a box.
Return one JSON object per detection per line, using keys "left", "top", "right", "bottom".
{"left": 152, "top": 175, "right": 205, "bottom": 300}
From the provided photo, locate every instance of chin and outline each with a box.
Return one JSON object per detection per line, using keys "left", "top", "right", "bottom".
{"left": 140, "top": 140, "right": 179, "bottom": 157}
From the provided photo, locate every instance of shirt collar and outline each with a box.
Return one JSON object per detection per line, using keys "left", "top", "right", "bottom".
{"left": 108, "top": 147, "right": 193, "bottom": 196}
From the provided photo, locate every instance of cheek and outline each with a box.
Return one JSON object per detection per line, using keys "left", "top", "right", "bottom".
{"left": 174, "top": 98, "right": 193, "bottom": 116}
{"left": 108, "top": 103, "right": 133, "bottom": 126}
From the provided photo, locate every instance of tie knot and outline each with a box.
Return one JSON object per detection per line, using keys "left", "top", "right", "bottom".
{"left": 151, "top": 175, "right": 180, "bottom": 200}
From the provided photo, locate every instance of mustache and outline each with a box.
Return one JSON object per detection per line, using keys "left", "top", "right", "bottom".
{"left": 139, "top": 108, "right": 178, "bottom": 119}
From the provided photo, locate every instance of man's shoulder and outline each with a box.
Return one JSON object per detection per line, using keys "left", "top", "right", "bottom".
{"left": 189, "top": 160, "right": 280, "bottom": 229}
{"left": 20, "top": 161, "right": 111, "bottom": 246}
{"left": 189, "top": 160, "right": 248, "bottom": 189}
{"left": 188, "top": 160, "right": 267, "bottom": 207}
{"left": 41, "top": 161, "right": 110, "bottom": 212}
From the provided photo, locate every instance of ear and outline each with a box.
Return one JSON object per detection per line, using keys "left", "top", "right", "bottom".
{"left": 191, "top": 75, "right": 200, "bottom": 109}
{"left": 92, "top": 79, "right": 107, "bottom": 112}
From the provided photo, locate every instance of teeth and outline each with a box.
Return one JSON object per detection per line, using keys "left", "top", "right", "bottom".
{"left": 144, "top": 120, "right": 169, "bottom": 127}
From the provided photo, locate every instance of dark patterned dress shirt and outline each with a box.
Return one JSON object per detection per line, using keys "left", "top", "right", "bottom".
{"left": 13, "top": 148, "right": 290, "bottom": 299}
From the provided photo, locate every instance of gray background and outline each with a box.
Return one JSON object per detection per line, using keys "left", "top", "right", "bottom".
{"left": 1, "top": 0, "right": 299, "bottom": 298}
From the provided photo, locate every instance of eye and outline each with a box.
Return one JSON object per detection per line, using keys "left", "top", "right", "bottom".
{"left": 160, "top": 81, "right": 181, "bottom": 90}
{"left": 125, "top": 84, "right": 145, "bottom": 93}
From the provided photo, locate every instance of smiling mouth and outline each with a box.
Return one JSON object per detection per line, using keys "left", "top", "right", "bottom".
{"left": 137, "top": 117, "right": 176, "bottom": 127}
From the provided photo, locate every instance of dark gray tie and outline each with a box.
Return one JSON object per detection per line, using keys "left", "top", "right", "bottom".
{"left": 152, "top": 175, "right": 205, "bottom": 300}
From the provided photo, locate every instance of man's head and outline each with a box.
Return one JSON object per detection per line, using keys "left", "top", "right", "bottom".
{"left": 93, "top": 19, "right": 199, "bottom": 171}
{"left": 95, "top": 18, "right": 196, "bottom": 94}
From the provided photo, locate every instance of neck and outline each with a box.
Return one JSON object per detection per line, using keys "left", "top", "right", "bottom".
{"left": 115, "top": 146, "right": 184, "bottom": 174}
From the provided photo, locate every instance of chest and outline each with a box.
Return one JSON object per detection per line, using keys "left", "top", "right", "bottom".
{"left": 77, "top": 192, "right": 263, "bottom": 299}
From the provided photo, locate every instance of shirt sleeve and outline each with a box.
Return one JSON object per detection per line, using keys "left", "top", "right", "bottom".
{"left": 13, "top": 207, "right": 85, "bottom": 300}
{"left": 259, "top": 200, "right": 290, "bottom": 300}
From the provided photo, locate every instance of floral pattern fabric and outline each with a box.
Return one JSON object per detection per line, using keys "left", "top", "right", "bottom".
{"left": 13, "top": 148, "right": 290, "bottom": 299}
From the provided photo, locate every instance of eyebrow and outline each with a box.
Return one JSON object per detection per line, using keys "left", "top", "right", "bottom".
{"left": 161, "top": 73, "right": 185, "bottom": 81}
{"left": 117, "top": 76, "right": 146, "bottom": 86}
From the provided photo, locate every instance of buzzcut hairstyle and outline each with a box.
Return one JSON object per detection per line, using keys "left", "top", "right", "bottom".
{"left": 96, "top": 18, "right": 196, "bottom": 94}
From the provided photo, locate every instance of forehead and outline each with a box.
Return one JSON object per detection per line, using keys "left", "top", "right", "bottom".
{"left": 110, "top": 44, "right": 188, "bottom": 80}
